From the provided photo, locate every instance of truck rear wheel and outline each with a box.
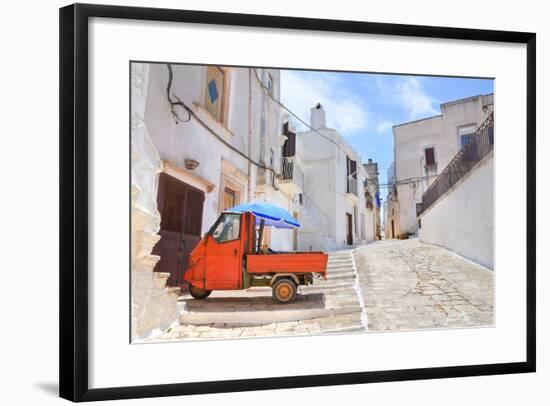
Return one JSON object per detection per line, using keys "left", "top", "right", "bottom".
{"left": 272, "top": 279, "right": 297, "bottom": 304}
{"left": 189, "top": 285, "right": 212, "bottom": 299}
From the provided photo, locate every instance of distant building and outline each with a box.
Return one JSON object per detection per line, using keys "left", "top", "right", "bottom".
{"left": 390, "top": 94, "right": 494, "bottom": 236}
{"left": 297, "top": 104, "right": 372, "bottom": 251}
{"left": 363, "top": 159, "right": 382, "bottom": 241}
{"left": 384, "top": 161, "right": 399, "bottom": 239}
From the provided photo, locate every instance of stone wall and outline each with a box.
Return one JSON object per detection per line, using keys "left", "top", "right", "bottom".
{"left": 418, "top": 153, "right": 494, "bottom": 269}
{"left": 131, "top": 63, "right": 179, "bottom": 340}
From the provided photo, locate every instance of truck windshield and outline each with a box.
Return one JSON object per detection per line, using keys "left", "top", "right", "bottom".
{"left": 211, "top": 213, "right": 241, "bottom": 243}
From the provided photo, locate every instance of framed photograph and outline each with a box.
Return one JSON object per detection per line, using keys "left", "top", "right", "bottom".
{"left": 59, "top": 3, "right": 536, "bottom": 402}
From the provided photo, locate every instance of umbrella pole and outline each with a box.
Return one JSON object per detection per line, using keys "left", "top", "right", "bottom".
{"left": 257, "top": 219, "right": 265, "bottom": 254}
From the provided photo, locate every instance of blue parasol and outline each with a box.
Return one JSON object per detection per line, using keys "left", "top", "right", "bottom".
{"left": 227, "top": 202, "right": 300, "bottom": 229}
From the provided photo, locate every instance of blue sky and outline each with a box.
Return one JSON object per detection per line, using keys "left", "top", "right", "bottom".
{"left": 280, "top": 70, "right": 494, "bottom": 195}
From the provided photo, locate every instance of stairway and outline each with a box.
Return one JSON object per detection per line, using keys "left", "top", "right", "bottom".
{"left": 300, "top": 249, "right": 368, "bottom": 332}
{"left": 169, "top": 249, "right": 368, "bottom": 339}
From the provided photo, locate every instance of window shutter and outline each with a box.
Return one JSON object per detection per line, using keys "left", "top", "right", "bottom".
{"left": 223, "top": 187, "right": 236, "bottom": 211}
{"left": 205, "top": 66, "right": 225, "bottom": 122}
{"left": 350, "top": 159, "right": 357, "bottom": 179}
{"left": 425, "top": 147, "right": 436, "bottom": 166}
{"left": 282, "top": 122, "right": 296, "bottom": 157}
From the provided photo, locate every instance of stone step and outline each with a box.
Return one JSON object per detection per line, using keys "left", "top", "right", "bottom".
{"left": 328, "top": 257, "right": 353, "bottom": 263}
{"left": 327, "top": 262, "right": 354, "bottom": 268}
{"left": 327, "top": 269, "right": 355, "bottom": 280}
{"left": 320, "top": 325, "right": 366, "bottom": 334}
{"left": 179, "top": 306, "right": 362, "bottom": 327}
{"left": 328, "top": 254, "right": 353, "bottom": 260}
{"left": 301, "top": 285, "right": 357, "bottom": 294}
{"left": 328, "top": 262, "right": 354, "bottom": 268}
{"left": 326, "top": 272, "right": 356, "bottom": 281}
{"left": 327, "top": 265, "right": 355, "bottom": 271}
{"left": 327, "top": 263, "right": 354, "bottom": 269}
{"left": 327, "top": 269, "right": 355, "bottom": 276}
{"left": 303, "top": 281, "right": 356, "bottom": 290}
{"left": 328, "top": 255, "right": 353, "bottom": 261}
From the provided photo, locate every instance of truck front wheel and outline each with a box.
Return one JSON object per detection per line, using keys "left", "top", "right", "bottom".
{"left": 272, "top": 279, "right": 297, "bottom": 304}
{"left": 189, "top": 285, "right": 212, "bottom": 299}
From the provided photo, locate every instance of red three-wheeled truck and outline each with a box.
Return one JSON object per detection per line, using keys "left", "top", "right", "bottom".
{"left": 184, "top": 203, "right": 328, "bottom": 304}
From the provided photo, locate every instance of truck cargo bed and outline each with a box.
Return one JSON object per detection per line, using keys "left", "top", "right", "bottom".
{"left": 246, "top": 252, "right": 328, "bottom": 276}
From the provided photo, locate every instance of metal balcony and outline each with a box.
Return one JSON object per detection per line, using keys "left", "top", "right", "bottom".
{"left": 278, "top": 157, "right": 303, "bottom": 195}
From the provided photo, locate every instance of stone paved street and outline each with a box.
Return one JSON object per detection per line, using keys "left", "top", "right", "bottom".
{"left": 147, "top": 239, "right": 494, "bottom": 342}
{"left": 354, "top": 239, "right": 494, "bottom": 331}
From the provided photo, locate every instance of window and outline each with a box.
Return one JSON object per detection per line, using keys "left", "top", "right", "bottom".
{"left": 281, "top": 121, "right": 296, "bottom": 157}
{"left": 205, "top": 66, "right": 227, "bottom": 123}
{"left": 222, "top": 187, "right": 236, "bottom": 211}
{"left": 346, "top": 156, "right": 358, "bottom": 194}
{"left": 347, "top": 156, "right": 358, "bottom": 179}
{"left": 416, "top": 203, "right": 423, "bottom": 217}
{"left": 424, "top": 147, "right": 436, "bottom": 166}
{"left": 458, "top": 124, "right": 477, "bottom": 147}
{"left": 211, "top": 213, "right": 241, "bottom": 243}
{"left": 461, "top": 133, "right": 475, "bottom": 147}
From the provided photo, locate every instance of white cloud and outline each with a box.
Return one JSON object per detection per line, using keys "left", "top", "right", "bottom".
{"left": 394, "top": 77, "right": 439, "bottom": 120}
{"left": 280, "top": 70, "right": 368, "bottom": 136}
{"left": 375, "top": 119, "right": 393, "bottom": 135}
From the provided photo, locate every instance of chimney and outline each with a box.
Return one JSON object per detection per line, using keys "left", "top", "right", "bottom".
{"left": 310, "top": 103, "right": 326, "bottom": 130}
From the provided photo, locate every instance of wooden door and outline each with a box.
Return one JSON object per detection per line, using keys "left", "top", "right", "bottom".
{"left": 346, "top": 213, "right": 353, "bottom": 246}
{"left": 152, "top": 173, "right": 204, "bottom": 288}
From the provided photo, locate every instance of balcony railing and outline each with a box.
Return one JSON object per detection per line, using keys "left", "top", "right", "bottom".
{"left": 346, "top": 177, "right": 358, "bottom": 196}
{"left": 421, "top": 113, "right": 494, "bottom": 215}
{"left": 278, "top": 156, "right": 303, "bottom": 194}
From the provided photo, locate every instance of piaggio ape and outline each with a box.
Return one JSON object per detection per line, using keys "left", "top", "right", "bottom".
{"left": 183, "top": 202, "right": 328, "bottom": 304}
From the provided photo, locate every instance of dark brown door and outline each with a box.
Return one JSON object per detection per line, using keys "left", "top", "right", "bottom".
{"left": 346, "top": 213, "right": 353, "bottom": 246}
{"left": 152, "top": 173, "right": 204, "bottom": 288}
{"left": 391, "top": 220, "right": 395, "bottom": 239}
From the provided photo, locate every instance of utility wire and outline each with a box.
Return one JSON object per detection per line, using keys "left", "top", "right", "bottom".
{"left": 251, "top": 68, "right": 340, "bottom": 147}
{"left": 164, "top": 65, "right": 383, "bottom": 220}
{"left": 251, "top": 68, "right": 364, "bottom": 180}
{"left": 165, "top": 64, "right": 335, "bottom": 222}
{"left": 165, "top": 64, "right": 276, "bottom": 177}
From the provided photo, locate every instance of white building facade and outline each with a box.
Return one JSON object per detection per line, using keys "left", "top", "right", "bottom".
{"left": 363, "top": 159, "right": 382, "bottom": 241}
{"left": 297, "top": 104, "right": 372, "bottom": 251}
{"left": 131, "top": 63, "right": 302, "bottom": 338}
{"left": 384, "top": 162, "right": 400, "bottom": 239}
{"left": 390, "top": 94, "right": 494, "bottom": 236}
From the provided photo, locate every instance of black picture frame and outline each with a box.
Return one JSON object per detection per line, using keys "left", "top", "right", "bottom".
{"left": 59, "top": 3, "right": 536, "bottom": 402}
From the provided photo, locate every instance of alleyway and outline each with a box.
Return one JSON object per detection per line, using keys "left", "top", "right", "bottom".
{"left": 354, "top": 239, "right": 494, "bottom": 331}
{"left": 148, "top": 239, "right": 493, "bottom": 342}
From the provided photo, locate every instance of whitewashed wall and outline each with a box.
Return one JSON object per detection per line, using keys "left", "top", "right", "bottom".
{"left": 298, "top": 106, "right": 370, "bottom": 250}
{"left": 131, "top": 63, "right": 179, "bottom": 340}
{"left": 418, "top": 153, "right": 494, "bottom": 269}
{"left": 144, "top": 64, "right": 292, "bottom": 245}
